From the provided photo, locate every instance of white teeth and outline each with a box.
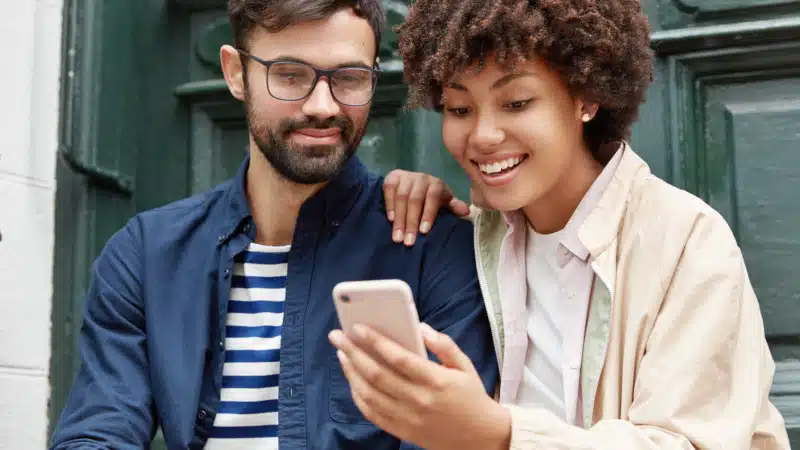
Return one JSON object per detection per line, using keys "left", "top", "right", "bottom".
{"left": 478, "top": 157, "right": 522, "bottom": 175}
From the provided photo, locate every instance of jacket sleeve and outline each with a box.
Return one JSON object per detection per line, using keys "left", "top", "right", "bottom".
{"left": 504, "top": 211, "right": 790, "bottom": 449}
{"left": 50, "top": 219, "right": 156, "bottom": 450}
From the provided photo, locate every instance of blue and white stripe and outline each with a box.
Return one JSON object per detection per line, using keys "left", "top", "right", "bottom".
{"left": 205, "top": 243, "right": 289, "bottom": 450}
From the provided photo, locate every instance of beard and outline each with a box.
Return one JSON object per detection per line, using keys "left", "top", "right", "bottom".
{"left": 244, "top": 86, "right": 367, "bottom": 185}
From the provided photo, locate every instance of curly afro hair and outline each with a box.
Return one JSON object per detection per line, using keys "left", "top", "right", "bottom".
{"left": 396, "top": 0, "right": 654, "bottom": 150}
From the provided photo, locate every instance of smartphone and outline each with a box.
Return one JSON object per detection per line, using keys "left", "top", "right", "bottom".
{"left": 332, "top": 279, "right": 426, "bottom": 358}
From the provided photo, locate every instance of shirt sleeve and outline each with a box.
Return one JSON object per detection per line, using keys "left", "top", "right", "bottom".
{"left": 50, "top": 218, "right": 156, "bottom": 450}
{"left": 416, "top": 214, "right": 500, "bottom": 398}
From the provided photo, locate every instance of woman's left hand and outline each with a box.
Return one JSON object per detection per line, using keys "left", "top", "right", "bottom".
{"left": 328, "top": 323, "right": 511, "bottom": 450}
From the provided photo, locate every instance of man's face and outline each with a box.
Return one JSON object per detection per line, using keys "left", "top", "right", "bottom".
{"left": 225, "top": 8, "right": 376, "bottom": 184}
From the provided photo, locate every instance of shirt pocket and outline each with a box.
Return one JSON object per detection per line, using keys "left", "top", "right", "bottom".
{"left": 329, "top": 354, "right": 372, "bottom": 424}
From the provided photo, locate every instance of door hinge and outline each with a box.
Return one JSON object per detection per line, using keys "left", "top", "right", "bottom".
{"left": 58, "top": 145, "right": 134, "bottom": 196}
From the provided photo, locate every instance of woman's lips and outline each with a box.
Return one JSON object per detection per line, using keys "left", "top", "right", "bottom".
{"left": 473, "top": 154, "right": 529, "bottom": 187}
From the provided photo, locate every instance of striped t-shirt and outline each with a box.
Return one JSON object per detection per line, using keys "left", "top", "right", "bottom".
{"left": 205, "top": 243, "right": 289, "bottom": 450}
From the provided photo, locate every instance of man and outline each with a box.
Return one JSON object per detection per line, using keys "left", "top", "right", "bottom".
{"left": 48, "top": 1, "right": 498, "bottom": 449}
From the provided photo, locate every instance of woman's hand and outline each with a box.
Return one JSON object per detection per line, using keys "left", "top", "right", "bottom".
{"left": 382, "top": 170, "right": 470, "bottom": 246}
{"left": 328, "top": 323, "right": 511, "bottom": 450}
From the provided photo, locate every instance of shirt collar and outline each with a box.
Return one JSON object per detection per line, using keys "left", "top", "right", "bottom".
{"left": 560, "top": 142, "right": 624, "bottom": 261}
{"left": 219, "top": 154, "right": 368, "bottom": 243}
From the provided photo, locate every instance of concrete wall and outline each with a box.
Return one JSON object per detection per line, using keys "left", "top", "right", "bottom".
{"left": 0, "top": 0, "right": 63, "bottom": 448}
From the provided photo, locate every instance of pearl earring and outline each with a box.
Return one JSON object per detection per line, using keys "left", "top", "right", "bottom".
{"left": 582, "top": 113, "right": 591, "bottom": 122}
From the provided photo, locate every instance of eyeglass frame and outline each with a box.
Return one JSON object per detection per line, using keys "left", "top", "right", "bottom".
{"left": 237, "top": 49, "right": 381, "bottom": 106}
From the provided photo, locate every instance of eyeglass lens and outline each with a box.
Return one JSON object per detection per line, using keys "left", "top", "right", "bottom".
{"left": 266, "top": 62, "right": 375, "bottom": 106}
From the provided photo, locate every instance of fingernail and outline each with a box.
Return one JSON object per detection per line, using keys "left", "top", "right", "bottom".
{"left": 329, "top": 331, "right": 342, "bottom": 346}
{"left": 393, "top": 230, "right": 403, "bottom": 242}
{"left": 388, "top": 211, "right": 394, "bottom": 222}
{"left": 420, "top": 222, "right": 430, "bottom": 234}
{"left": 404, "top": 233, "right": 415, "bottom": 246}
{"left": 420, "top": 323, "right": 436, "bottom": 339}
{"left": 336, "top": 350, "right": 346, "bottom": 364}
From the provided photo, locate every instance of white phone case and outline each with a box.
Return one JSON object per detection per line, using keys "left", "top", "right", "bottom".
{"left": 332, "top": 279, "right": 426, "bottom": 357}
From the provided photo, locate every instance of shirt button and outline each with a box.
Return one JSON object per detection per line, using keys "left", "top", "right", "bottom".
{"left": 218, "top": 234, "right": 226, "bottom": 243}
{"left": 242, "top": 223, "right": 251, "bottom": 233}
{"left": 197, "top": 409, "right": 207, "bottom": 420}
{"left": 332, "top": 220, "right": 340, "bottom": 227}
{"left": 224, "top": 269, "right": 231, "bottom": 278}
{"left": 556, "top": 245, "right": 571, "bottom": 268}
{"left": 219, "top": 340, "right": 224, "bottom": 350}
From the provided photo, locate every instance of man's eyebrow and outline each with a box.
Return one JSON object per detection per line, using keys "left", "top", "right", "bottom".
{"left": 445, "top": 71, "right": 537, "bottom": 91}
{"left": 271, "top": 55, "right": 373, "bottom": 70}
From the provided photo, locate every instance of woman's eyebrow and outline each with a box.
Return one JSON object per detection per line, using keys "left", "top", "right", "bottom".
{"left": 446, "top": 71, "right": 537, "bottom": 91}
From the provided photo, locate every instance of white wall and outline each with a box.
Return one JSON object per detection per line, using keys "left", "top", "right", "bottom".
{"left": 0, "top": 0, "right": 63, "bottom": 448}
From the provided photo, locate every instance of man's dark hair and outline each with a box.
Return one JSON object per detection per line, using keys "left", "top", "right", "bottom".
{"left": 397, "top": 0, "right": 654, "bottom": 151}
{"left": 228, "top": 0, "right": 386, "bottom": 58}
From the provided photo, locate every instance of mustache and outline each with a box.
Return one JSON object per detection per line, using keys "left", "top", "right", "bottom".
{"left": 281, "top": 116, "right": 354, "bottom": 136}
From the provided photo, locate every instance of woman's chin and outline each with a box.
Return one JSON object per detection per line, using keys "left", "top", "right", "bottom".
{"left": 481, "top": 192, "right": 530, "bottom": 214}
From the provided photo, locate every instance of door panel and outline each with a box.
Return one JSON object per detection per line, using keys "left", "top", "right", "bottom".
{"left": 705, "top": 80, "right": 800, "bottom": 341}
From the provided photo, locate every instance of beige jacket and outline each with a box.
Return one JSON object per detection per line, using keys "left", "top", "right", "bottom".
{"left": 472, "top": 147, "right": 790, "bottom": 449}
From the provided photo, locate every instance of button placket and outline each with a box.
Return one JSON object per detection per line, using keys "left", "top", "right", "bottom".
{"left": 556, "top": 244, "right": 571, "bottom": 268}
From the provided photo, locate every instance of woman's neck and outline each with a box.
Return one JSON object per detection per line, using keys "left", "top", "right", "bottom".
{"left": 522, "top": 149, "right": 603, "bottom": 235}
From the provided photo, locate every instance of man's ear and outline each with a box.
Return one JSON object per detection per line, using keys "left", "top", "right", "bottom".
{"left": 221, "top": 45, "right": 246, "bottom": 101}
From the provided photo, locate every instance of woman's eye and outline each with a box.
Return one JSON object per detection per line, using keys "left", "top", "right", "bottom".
{"left": 505, "top": 99, "right": 532, "bottom": 110}
{"left": 446, "top": 107, "right": 471, "bottom": 117}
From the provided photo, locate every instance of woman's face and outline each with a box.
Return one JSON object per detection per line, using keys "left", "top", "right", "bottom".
{"left": 441, "top": 55, "right": 596, "bottom": 215}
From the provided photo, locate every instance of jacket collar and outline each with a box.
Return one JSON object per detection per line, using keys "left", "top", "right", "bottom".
{"left": 219, "top": 154, "right": 368, "bottom": 243}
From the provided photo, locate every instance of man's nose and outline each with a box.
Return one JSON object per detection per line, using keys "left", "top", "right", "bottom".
{"left": 301, "top": 78, "right": 342, "bottom": 120}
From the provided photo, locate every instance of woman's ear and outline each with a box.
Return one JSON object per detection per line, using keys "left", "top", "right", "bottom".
{"left": 579, "top": 102, "right": 600, "bottom": 123}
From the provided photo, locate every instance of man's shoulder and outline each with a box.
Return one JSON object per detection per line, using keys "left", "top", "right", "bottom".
{"left": 364, "top": 171, "right": 471, "bottom": 233}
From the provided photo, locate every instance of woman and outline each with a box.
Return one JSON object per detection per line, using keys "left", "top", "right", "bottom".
{"left": 328, "top": 0, "right": 790, "bottom": 448}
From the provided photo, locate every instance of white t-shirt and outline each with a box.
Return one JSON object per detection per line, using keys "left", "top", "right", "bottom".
{"left": 205, "top": 243, "right": 290, "bottom": 450}
{"left": 514, "top": 226, "right": 567, "bottom": 420}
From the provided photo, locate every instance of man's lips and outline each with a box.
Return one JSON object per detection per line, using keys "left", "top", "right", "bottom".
{"left": 293, "top": 128, "right": 341, "bottom": 138}
{"left": 290, "top": 128, "right": 343, "bottom": 146}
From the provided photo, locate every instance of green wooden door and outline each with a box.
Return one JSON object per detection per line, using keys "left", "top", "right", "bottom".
{"left": 634, "top": 1, "right": 800, "bottom": 444}
{"left": 51, "top": 0, "right": 798, "bottom": 448}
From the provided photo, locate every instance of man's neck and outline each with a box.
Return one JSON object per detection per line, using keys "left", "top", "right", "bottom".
{"left": 246, "top": 149, "right": 327, "bottom": 246}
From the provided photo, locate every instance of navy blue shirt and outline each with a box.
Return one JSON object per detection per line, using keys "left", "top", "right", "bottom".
{"left": 50, "top": 156, "right": 499, "bottom": 450}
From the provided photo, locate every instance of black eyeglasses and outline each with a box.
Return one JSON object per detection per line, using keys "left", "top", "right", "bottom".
{"left": 238, "top": 49, "right": 380, "bottom": 106}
